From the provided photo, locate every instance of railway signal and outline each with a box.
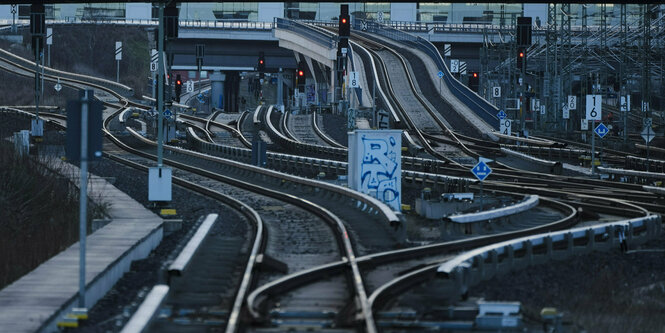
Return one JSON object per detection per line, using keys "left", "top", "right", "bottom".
{"left": 517, "top": 17, "right": 532, "bottom": 47}
{"left": 174, "top": 74, "right": 182, "bottom": 102}
{"left": 469, "top": 72, "right": 479, "bottom": 92}
{"left": 516, "top": 48, "right": 526, "bottom": 70}
{"left": 297, "top": 61, "right": 306, "bottom": 93}
{"left": 338, "top": 4, "right": 350, "bottom": 55}
{"left": 339, "top": 5, "right": 350, "bottom": 38}
{"left": 258, "top": 51, "right": 265, "bottom": 72}
{"left": 165, "top": 2, "right": 179, "bottom": 39}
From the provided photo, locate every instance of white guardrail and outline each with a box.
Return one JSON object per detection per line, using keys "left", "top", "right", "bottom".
{"left": 437, "top": 214, "right": 662, "bottom": 297}
{"left": 597, "top": 166, "right": 665, "bottom": 181}
{"left": 168, "top": 214, "right": 218, "bottom": 275}
{"left": 445, "top": 195, "right": 539, "bottom": 224}
{"left": 120, "top": 285, "right": 169, "bottom": 333}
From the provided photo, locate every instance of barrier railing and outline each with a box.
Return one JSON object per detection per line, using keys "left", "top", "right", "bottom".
{"left": 275, "top": 17, "right": 335, "bottom": 49}
{"left": 4, "top": 18, "right": 274, "bottom": 30}
{"left": 438, "top": 214, "right": 662, "bottom": 298}
{"left": 445, "top": 195, "right": 539, "bottom": 224}
{"left": 357, "top": 20, "right": 499, "bottom": 129}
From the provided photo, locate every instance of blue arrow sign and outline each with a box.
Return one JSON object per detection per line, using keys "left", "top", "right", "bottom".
{"left": 437, "top": 71, "right": 444, "bottom": 78}
{"left": 497, "top": 110, "right": 507, "bottom": 119}
{"left": 471, "top": 160, "right": 492, "bottom": 182}
{"left": 197, "top": 93, "right": 205, "bottom": 104}
{"left": 163, "top": 109, "right": 172, "bottom": 120}
{"left": 594, "top": 122, "right": 609, "bottom": 138}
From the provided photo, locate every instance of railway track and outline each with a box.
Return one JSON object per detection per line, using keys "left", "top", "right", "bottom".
{"left": 0, "top": 56, "right": 399, "bottom": 331}
{"left": 3, "top": 29, "right": 664, "bottom": 332}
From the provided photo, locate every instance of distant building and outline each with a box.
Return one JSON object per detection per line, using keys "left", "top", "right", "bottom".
{"left": 1, "top": 3, "right": 658, "bottom": 27}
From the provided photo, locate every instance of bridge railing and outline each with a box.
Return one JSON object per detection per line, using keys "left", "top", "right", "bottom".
{"left": 274, "top": 18, "right": 335, "bottom": 49}
{"left": 1, "top": 18, "right": 274, "bottom": 30}
{"left": 358, "top": 20, "right": 499, "bottom": 130}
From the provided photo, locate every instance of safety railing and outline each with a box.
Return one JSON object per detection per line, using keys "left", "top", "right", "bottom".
{"left": 357, "top": 20, "right": 499, "bottom": 129}
{"left": 438, "top": 214, "right": 662, "bottom": 298}
{"left": 274, "top": 17, "right": 336, "bottom": 49}
{"left": 445, "top": 195, "right": 539, "bottom": 224}
{"left": 4, "top": 18, "right": 274, "bottom": 30}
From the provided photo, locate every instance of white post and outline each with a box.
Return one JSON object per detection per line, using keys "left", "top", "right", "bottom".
{"left": 157, "top": 6, "right": 164, "bottom": 167}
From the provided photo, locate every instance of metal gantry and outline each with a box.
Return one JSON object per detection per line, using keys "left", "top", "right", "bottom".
{"left": 480, "top": 3, "right": 663, "bottom": 144}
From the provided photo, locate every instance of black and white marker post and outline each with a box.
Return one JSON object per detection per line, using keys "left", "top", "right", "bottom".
{"left": 115, "top": 41, "right": 122, "bottom": 82}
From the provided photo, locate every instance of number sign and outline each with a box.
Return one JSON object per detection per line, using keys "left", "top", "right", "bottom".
{"left": 586, "top": 94, "right": 602, "bottom": 121}
{"left": 349, "top": 71, "right": 360, "bottom": 88}
{"left": 500, "top": 119, "right": 512, "bottom": 136}
{"left": 620, "top": 95, "right": 630, "bottom": 112}
{"left": 492, "top": 86, "right": 501, "bottom": 98}
{"left": 568, "top": 95, "right": 576, "bottom": 110}
{"left": 450, "top": 59, "right": 459, "bottom": 73}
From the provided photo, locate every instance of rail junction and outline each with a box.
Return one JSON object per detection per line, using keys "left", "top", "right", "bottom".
{"left": 0, "top": 2, "right": 664, "bottom": 332}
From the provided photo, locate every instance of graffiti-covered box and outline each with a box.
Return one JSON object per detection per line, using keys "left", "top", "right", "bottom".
{"left": 348, "top": 130, "right": 402, "bottom": 212}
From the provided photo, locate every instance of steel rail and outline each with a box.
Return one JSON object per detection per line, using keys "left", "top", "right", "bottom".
{"left": 260, "top": 104, "right": 347, "bottom": 159}
{"left": 5, "top": 91, "right": 264, "bottom": 332}
{"left": 123, "top": 126, "right": 380, "bottom": 332}
{"left": 180, "top": 112, "right": 251, "bottom": 148}
{"left": 311, "top": 111, "right": 346, "bottom": 149}
{"left": 0, "top": 47, "right": 133, "bottom": 96}
{"left": 9, "top": 56, "right": 266, "bottom": 332}
{"left": 235, "top": 111, "right": 253, "bottom": 147}
{"left": 359, "top": 38, "right": 462, "bottom": 166}
{"left": 279, "top": 111, "right": 300, "bottom": 142}
{"left": 248, "top": 194, "right": 578, "bottom": 319}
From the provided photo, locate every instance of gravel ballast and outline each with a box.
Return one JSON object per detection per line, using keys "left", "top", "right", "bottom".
{"left": 470, "top": 232, "right": 665, "bottom": 332}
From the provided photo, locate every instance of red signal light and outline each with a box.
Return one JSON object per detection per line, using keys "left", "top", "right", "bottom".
{"left": 473, "top": 73, "right": 478, "bottom": 78}
{"left": 298, "top": 70, "right": 304, "bottom": 77}
{"left": 342, "top": 18, "right": 347, "bottom": 24}
{"left": 176, "top": 80, "right": 182, "bottom": 85}
{"left": 260, "top": 60, "right": 264, "bottom": 64}
{"left": 519, "top": 52, "right": 524, "bottom": 58}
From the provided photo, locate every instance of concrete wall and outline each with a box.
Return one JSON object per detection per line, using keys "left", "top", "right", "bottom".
{"left": 125, "top": 3, "right": 151, "bottom": 20}
{"left": 258, "top": 2, "right": 284, "bottom": 22}
{"left": 390, "top": 3, "right": 417, "bottom": 22}
{"left": 0, "top": 6, "right": 11, "bottom": 20}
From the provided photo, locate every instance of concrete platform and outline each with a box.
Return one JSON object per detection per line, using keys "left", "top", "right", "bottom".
{"left": 0, "top": 161, "right": 163, "bottom": 333}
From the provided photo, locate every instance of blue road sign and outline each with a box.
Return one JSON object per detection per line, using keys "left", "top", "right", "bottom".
{"left": 197, "top": 93, "right": 205, "bottom": 104}
{"left": 437, "top": 71, "right": 444, "bottom": 78}
{"left": 471, "top": 160, "right": 492, "bottom": 181}
{"left": 497, "top": 110, "right": 507, "bottom": 119}
{"left": 163, "top": 109, "right": 172, "bottom": 120}
{"left": 594, "top": 122, "right": 609, "bottom": 138}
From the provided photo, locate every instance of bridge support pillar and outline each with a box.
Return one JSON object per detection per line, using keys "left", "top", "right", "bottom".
{"left": 210, "top": 70, "right": 225, "bottom": 111}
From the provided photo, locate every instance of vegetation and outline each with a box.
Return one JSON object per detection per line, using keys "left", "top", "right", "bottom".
{"left": 0, "top": 140, "right": 106, "bottom": 289}
{"left": 0, "top": 24, "right": 150, "bottom": 100}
